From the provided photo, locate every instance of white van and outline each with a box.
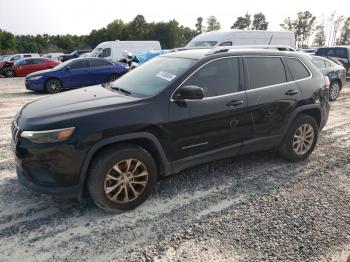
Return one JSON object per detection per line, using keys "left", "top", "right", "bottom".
{"left": 186, "top": 30, "right": 296, "bottom": 49}
{"left": 90, "top": 40, "right": 161, "bottom": 61}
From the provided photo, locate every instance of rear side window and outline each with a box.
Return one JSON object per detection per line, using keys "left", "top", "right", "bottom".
{"left": 324, "top": 60, "right": 332, "bottom": 68}
{"left": 335, "top": 48, "right": 347, "bottom": 58}
{"left": 184, "top": 57, "right": 240, "bottom": 97}
{"left": 70, "top": 60, "right": 89, "bottom": 69}
{"left": 24, "top": 55, "right": 31, "bottom": 58}
{"left": 311, "top": 57, "right": 326, "bottom": 69}
{"left": 245, "top": 57, "right": 286, "bottom": 89}
{"left": 90, "top": 59, "right": 112, "bottom": 67}
{"left": 285, "top": 58, "right": 310, "bottom": 80}
{"left": 32, "top": 59, "right": 44, "bottom": 64}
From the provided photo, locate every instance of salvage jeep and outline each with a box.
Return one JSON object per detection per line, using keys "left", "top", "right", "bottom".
{"left": 12, "top": 48, "right": 330, "bottom": 212}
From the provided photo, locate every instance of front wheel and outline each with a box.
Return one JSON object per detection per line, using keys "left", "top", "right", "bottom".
{"left": 45, "top": 79, "right": 62, "bottom": 93}
{"left": 87, "top": 144, "right": 158, "bottom": 212}
{"left": 4, "top": 68, "right": 15, "bottom": 77}
{"left": 279, "top": 114, "right": 318, "bottom": 161}
{"left": 329, "top": 81, "right": 341, "bottom": 101}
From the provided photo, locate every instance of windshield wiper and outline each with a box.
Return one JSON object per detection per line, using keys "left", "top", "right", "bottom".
{"left": 112, "top": 87, "right": 132, "bottom": 96}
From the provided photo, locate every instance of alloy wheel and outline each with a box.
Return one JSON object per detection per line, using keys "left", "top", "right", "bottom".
{"left": 293, "top": 123, "right": 315, "bottom": 155}
{"left": 103, "top": 159, "right": 149, "bottom": 204}
{"left": 46, "top": 80, "right": 61, "bottom": 93}
{"left": 329, "top": 82, "right": 340, "bottom": 101}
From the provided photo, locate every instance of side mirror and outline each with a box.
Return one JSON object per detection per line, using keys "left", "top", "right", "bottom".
{"left": 65, "top": 66, "right": 71, "bottom": 71}
{"left": 173, "top": 85, "right": 204, "bottom": 100}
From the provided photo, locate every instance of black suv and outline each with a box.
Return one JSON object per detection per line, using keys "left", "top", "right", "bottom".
{"left": 12, "top": 49, "right": 330, "bottom": 212}
{"left": 315, "top": 46, "right": 350, "bottom": 75}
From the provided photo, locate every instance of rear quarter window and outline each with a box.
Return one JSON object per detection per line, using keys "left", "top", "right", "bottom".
{"left": 285, "top": 58, "right": 310, "bottom": 80}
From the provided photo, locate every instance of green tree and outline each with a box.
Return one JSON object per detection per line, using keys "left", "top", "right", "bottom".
{"left": 280, "top": 17, "right": 295, "bottom": 31}
{"left": 195, "top": 17, "right": 205, "bottom": 35}
{"left": 337, "top": 17, "right": 350, "bottom": 45}
{"left": 280, "top": 11, "right": 316, "bottom": 47}
{"left": 231, "top": 13, "right": 251, "bottom": 30}
{"left": 313, "top": 24, "right": 326, "bottom": 47}
{"left": 206, "top": 16, "right": 221, "bottom": 32}
{"left": 251, "top": 13, "right": 268, "bottom": 30}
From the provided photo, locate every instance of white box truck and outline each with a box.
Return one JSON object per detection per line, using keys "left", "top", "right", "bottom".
{"left": 90, "top": 40, "right": 161, "bottom": 61}
{"left": 186, "top": 30, "right": 296, "bottom": 49}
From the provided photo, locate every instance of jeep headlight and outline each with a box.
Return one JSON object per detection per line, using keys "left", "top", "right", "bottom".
{"left": 20, "top": 127, "right": 75, "bottom": 144}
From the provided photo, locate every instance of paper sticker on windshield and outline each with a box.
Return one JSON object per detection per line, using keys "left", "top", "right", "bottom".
{"left": 156, "top": 71, "right": 176, "bottom": 81}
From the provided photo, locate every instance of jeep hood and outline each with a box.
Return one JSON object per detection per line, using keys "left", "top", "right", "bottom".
{"left": 18, "top": 86, "right": 141, "bottom": 128}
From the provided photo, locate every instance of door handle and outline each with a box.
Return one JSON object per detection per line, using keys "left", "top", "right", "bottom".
{"left": 226, "top": 100, "right": 244, "bottom": 107}
{"left": 285, "top": 89, "right": 299, "bottom": 96}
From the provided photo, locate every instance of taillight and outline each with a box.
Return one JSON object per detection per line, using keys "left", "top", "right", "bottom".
{"left": 323, "top": 76, "right": 330, "bottom": 88}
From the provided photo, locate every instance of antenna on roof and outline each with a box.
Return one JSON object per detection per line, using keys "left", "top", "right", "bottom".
{"left": 268, "top": 35, "right": 274, "bottom": 45}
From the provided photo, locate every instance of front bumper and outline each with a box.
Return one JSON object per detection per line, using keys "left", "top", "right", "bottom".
{"left": 25, "top": 78, "right": 45, "bottom": 92}
{"left": 12, "top": 136, "right": 84, "bottom": 198}
{"left": 16, "top": 165, "right": 80, "bottom": 197}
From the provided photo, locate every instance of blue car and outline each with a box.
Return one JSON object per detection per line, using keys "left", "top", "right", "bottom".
{"left": 25, "top": 58, "right": 128, "bottom": 93}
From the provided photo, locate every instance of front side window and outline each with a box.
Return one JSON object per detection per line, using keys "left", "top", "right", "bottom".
{"left": 245, "top": 57, "right": 286, "bottom": 90}
{"left": 10, "top": 55, "right": 20, "bottom": 61}
{"left": 184, "top": 57, "right": 239, "bottom": 97}
{"left": 101, "top": 48, "right": 111, "bottom": 57}
{"left": 220, "top": 41, "right": 233, "bottom": 46}
{"left": 111, "top": 56, "right": 196, "bottom": 97}
{"left": 69, "top": 60, "right": 89, "bottom": 69}
{"left": 285, "top": 58, "right": 310, "bottom": 81}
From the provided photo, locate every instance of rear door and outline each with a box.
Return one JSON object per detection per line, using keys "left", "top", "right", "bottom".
{"left": 62, "top": 59, "right": 90, "bottom": 88}
{"left": 166, "top": 57, "right": 254, "bottom": 161}
{"left": 242, "top": 56, "right": 303, "bottom": 153}
{"left": 88, "top": 59, "right": 113, "bottom": 85}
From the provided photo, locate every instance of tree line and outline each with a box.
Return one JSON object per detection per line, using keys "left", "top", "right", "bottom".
{"left": 0, "top": 12, "right": 350, "bottom": 54}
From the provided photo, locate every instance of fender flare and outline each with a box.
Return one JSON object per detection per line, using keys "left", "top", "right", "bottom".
{"left": 77, "top": 132, "right": 171, "bottom": 199}
{"left": 280, "top": 104, "right": 322, "bottom": 142}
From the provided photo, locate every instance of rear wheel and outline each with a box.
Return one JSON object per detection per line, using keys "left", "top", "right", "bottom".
{"left": 87, "top": 144, "right": 158, "bottom": 212}
{"left": 329, "top": 81, "right": 341, "bottom": 101}
{"left": 279, "top": 114, "right": 318, "bottom": 161}
{"left": 45, "top": 79, "right": 62, "bottom": 93}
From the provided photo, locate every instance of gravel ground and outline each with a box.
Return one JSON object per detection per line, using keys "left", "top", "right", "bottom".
{"left": 0, "top": 77, "right": 350, "bottom": 262}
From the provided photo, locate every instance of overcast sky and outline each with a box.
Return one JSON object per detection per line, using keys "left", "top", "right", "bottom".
{"left": 0, "top": 0, "right": 349, "bottom": 36}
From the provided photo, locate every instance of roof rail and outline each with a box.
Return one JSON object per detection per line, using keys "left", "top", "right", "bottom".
{"left": 206, "top": 45, "right": 296, "bottom": 55}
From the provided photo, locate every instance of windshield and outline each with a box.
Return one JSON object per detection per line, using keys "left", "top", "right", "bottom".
{"left": 187, "top": 41, "right": 217, "bottom": 47}
{"left": 90, "top": 48, "right": 102, "bottom": 57}
{"left": 110, "top": 56, "right": 196, "bottom": 97}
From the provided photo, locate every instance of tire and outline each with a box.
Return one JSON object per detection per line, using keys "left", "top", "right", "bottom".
{"left": 279, "top": 114, "right": 318, "bottom": 162}
{"left": 4, "top": 68, "right": 15, "bottom": 77}
{"left": 45, "top": 78, "right": 62, "bottom": 93}
{"left": 87, "top": 144, "right": 158, "bottom": 212}
{"left": 329, "top": 80, "right": 341, "bottom": 101}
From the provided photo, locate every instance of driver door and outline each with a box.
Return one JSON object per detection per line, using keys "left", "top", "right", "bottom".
{"left": 165, "top": 57, "right": 254, "bottom": 162}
